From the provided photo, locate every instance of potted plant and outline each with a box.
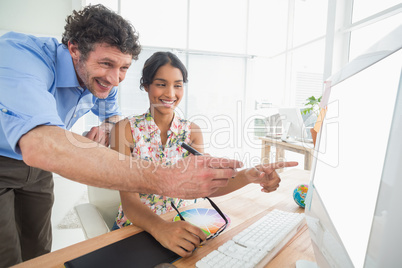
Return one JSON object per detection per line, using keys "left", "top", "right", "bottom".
{"left": 301, "top": 95, "right": 321, "bottom": 116}
{"left": 302, "top": 95, "right": 322, "bottom": 146}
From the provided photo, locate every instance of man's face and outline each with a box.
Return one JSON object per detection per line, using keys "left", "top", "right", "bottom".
{"left": 69, "top": 42, "right": 133, "bottom": 99}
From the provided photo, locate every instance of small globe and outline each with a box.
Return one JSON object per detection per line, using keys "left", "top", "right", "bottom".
{"left": 293, "top": 184, "right": 309, "bottom": 208}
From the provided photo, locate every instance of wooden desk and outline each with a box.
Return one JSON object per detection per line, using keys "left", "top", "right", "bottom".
{"left": 259, "top": 137, "right": 314, "bottom": 171}
{"left": 13, "top": 169, "right": 315, "bottom": 268}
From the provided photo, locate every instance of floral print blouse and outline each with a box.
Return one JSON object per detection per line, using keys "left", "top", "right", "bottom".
{"left": 114, "top": 111, "right": 196, "bottom": 229}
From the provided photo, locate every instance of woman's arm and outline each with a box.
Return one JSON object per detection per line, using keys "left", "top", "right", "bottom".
{"left": 119, "top": 191, "right": 205, "bottom": 257}
{"left": 190, "top": 122, "right": 260, "bottom": 196}
{"left": 110, "top": 120, "right": 206, "bottom": 257}
{"left": 188, "top": 123, "right": 298, "bottom": 197}
{"left": 189, "top": 122, "right": 252, "bottom": 196}
{"left": 209, "top": 162, "right": 299, "bottom": 197}
{"left": 110, "top": 118, "right": 133, "bottom": 156}
{"left": 189, "top": 122, "right": 204, "bottom": 153}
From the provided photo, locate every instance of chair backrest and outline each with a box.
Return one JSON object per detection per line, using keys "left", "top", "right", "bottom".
{"left": 87, "top": 186, "right": 121, "bottom": 230}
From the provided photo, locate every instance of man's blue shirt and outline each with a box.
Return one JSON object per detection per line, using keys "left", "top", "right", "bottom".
{"left": 0, "top": 32, "right": 121, "bottom": 160}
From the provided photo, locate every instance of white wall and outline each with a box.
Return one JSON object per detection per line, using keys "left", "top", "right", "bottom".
{"left": 0, "top": 0, "right": 83, "bottom": 39}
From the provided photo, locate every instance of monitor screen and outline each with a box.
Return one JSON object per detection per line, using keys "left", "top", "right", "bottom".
{"left": 301, "top": 109, "right": 318, "bottom": 140}
{"left": 305, "top": 25, "right": 402, "bottom": 268}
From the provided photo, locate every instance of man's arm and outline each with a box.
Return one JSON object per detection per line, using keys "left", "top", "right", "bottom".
{"left": 19, "top": 125, "right": 241, "bottom": 198}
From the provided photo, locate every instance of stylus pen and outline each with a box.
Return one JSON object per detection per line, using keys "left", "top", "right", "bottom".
{"left": 181, "top": 142, "right": 202, "bottom": 156}
{"left": 170, "top": 201, "right": 185, "bottom": 221}
{"left": 181, "top": 142, "right": 235, "bottom": 179}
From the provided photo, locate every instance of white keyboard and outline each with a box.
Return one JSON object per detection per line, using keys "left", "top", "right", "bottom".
{"left": 195, "top": 209, "right": 305, "bottom": 268}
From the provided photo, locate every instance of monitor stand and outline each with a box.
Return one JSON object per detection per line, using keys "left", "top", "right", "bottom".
{"left": 281, "top": 121, "right": 291, "bottom": 141}
{"left": 296, "top": 260, "right": 318, "bottom": 268}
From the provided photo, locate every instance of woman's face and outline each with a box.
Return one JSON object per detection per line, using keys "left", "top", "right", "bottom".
{"left": 145, "top": 64, "right": 184, "bottom": 117}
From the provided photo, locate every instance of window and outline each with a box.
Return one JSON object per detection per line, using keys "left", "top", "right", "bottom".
{"left": 349, "top": 12, "right": 402, "bottom": 60}
{"left": 84, "top": 0, "right": 329, "bottom": 166}
{"left": 188, "top": 0, "right": 248, "bottom": 54}
{"left": 247, "top": 0, "right": 288, "bottom": 56}
{"left": 121, "top": 0, "right": 188, "bottom": 49}
{"left": 329, "top": 1, "right": 402, "bottom": 71}
{"left": 352, "top": 0, "right": 401, "bottom": 22}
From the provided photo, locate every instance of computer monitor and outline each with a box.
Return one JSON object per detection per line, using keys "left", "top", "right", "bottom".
{"left": 305, "top": 25, "right": 402, "bottom": 268}
{"left": 301, "top": 109, "right": 318, "bottom": 140}
{"left": 278, "top": 107, "right": 310, "bottom": 142}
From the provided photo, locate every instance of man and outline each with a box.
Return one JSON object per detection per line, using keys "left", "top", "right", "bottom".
{"left": 0, "top": 4, "right": 245, "bottom": 266}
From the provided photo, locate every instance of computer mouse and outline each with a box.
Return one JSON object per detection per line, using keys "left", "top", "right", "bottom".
{"left": 154, "top": 263, "right": 177, "bottom": 268}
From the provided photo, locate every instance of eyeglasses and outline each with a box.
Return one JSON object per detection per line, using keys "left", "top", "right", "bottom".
{"left": 170, "top": 197, "right": 229, "bottom": 243}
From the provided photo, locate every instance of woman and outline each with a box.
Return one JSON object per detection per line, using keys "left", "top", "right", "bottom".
{"left": 110, "top": 51, "right": 297, "bottom": 257}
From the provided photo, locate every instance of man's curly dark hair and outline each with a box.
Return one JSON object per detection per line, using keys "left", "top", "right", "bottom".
{"left": 62, "top": 4, "right": 141, "bottom": 61}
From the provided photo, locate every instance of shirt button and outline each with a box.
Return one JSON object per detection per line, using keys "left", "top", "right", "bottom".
{"left": 2, "top": 108, "right": 8, "bottom": 113}
{"left": 74, "top": 114, "right": 77, "bottom": 117}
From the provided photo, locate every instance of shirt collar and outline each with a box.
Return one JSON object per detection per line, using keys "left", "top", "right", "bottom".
{"left": 170, "top": 113, "right": 182, "bottom": 136}
{"left": 56, "top": 45, "right": 81, "bottom": 88}
{"left": 144, "top": 110, "right": 182, "bottom": 136}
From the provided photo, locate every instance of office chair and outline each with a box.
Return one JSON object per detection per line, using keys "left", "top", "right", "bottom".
{"left": 75, "top": 186, "right": 121, "bottom": 239}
